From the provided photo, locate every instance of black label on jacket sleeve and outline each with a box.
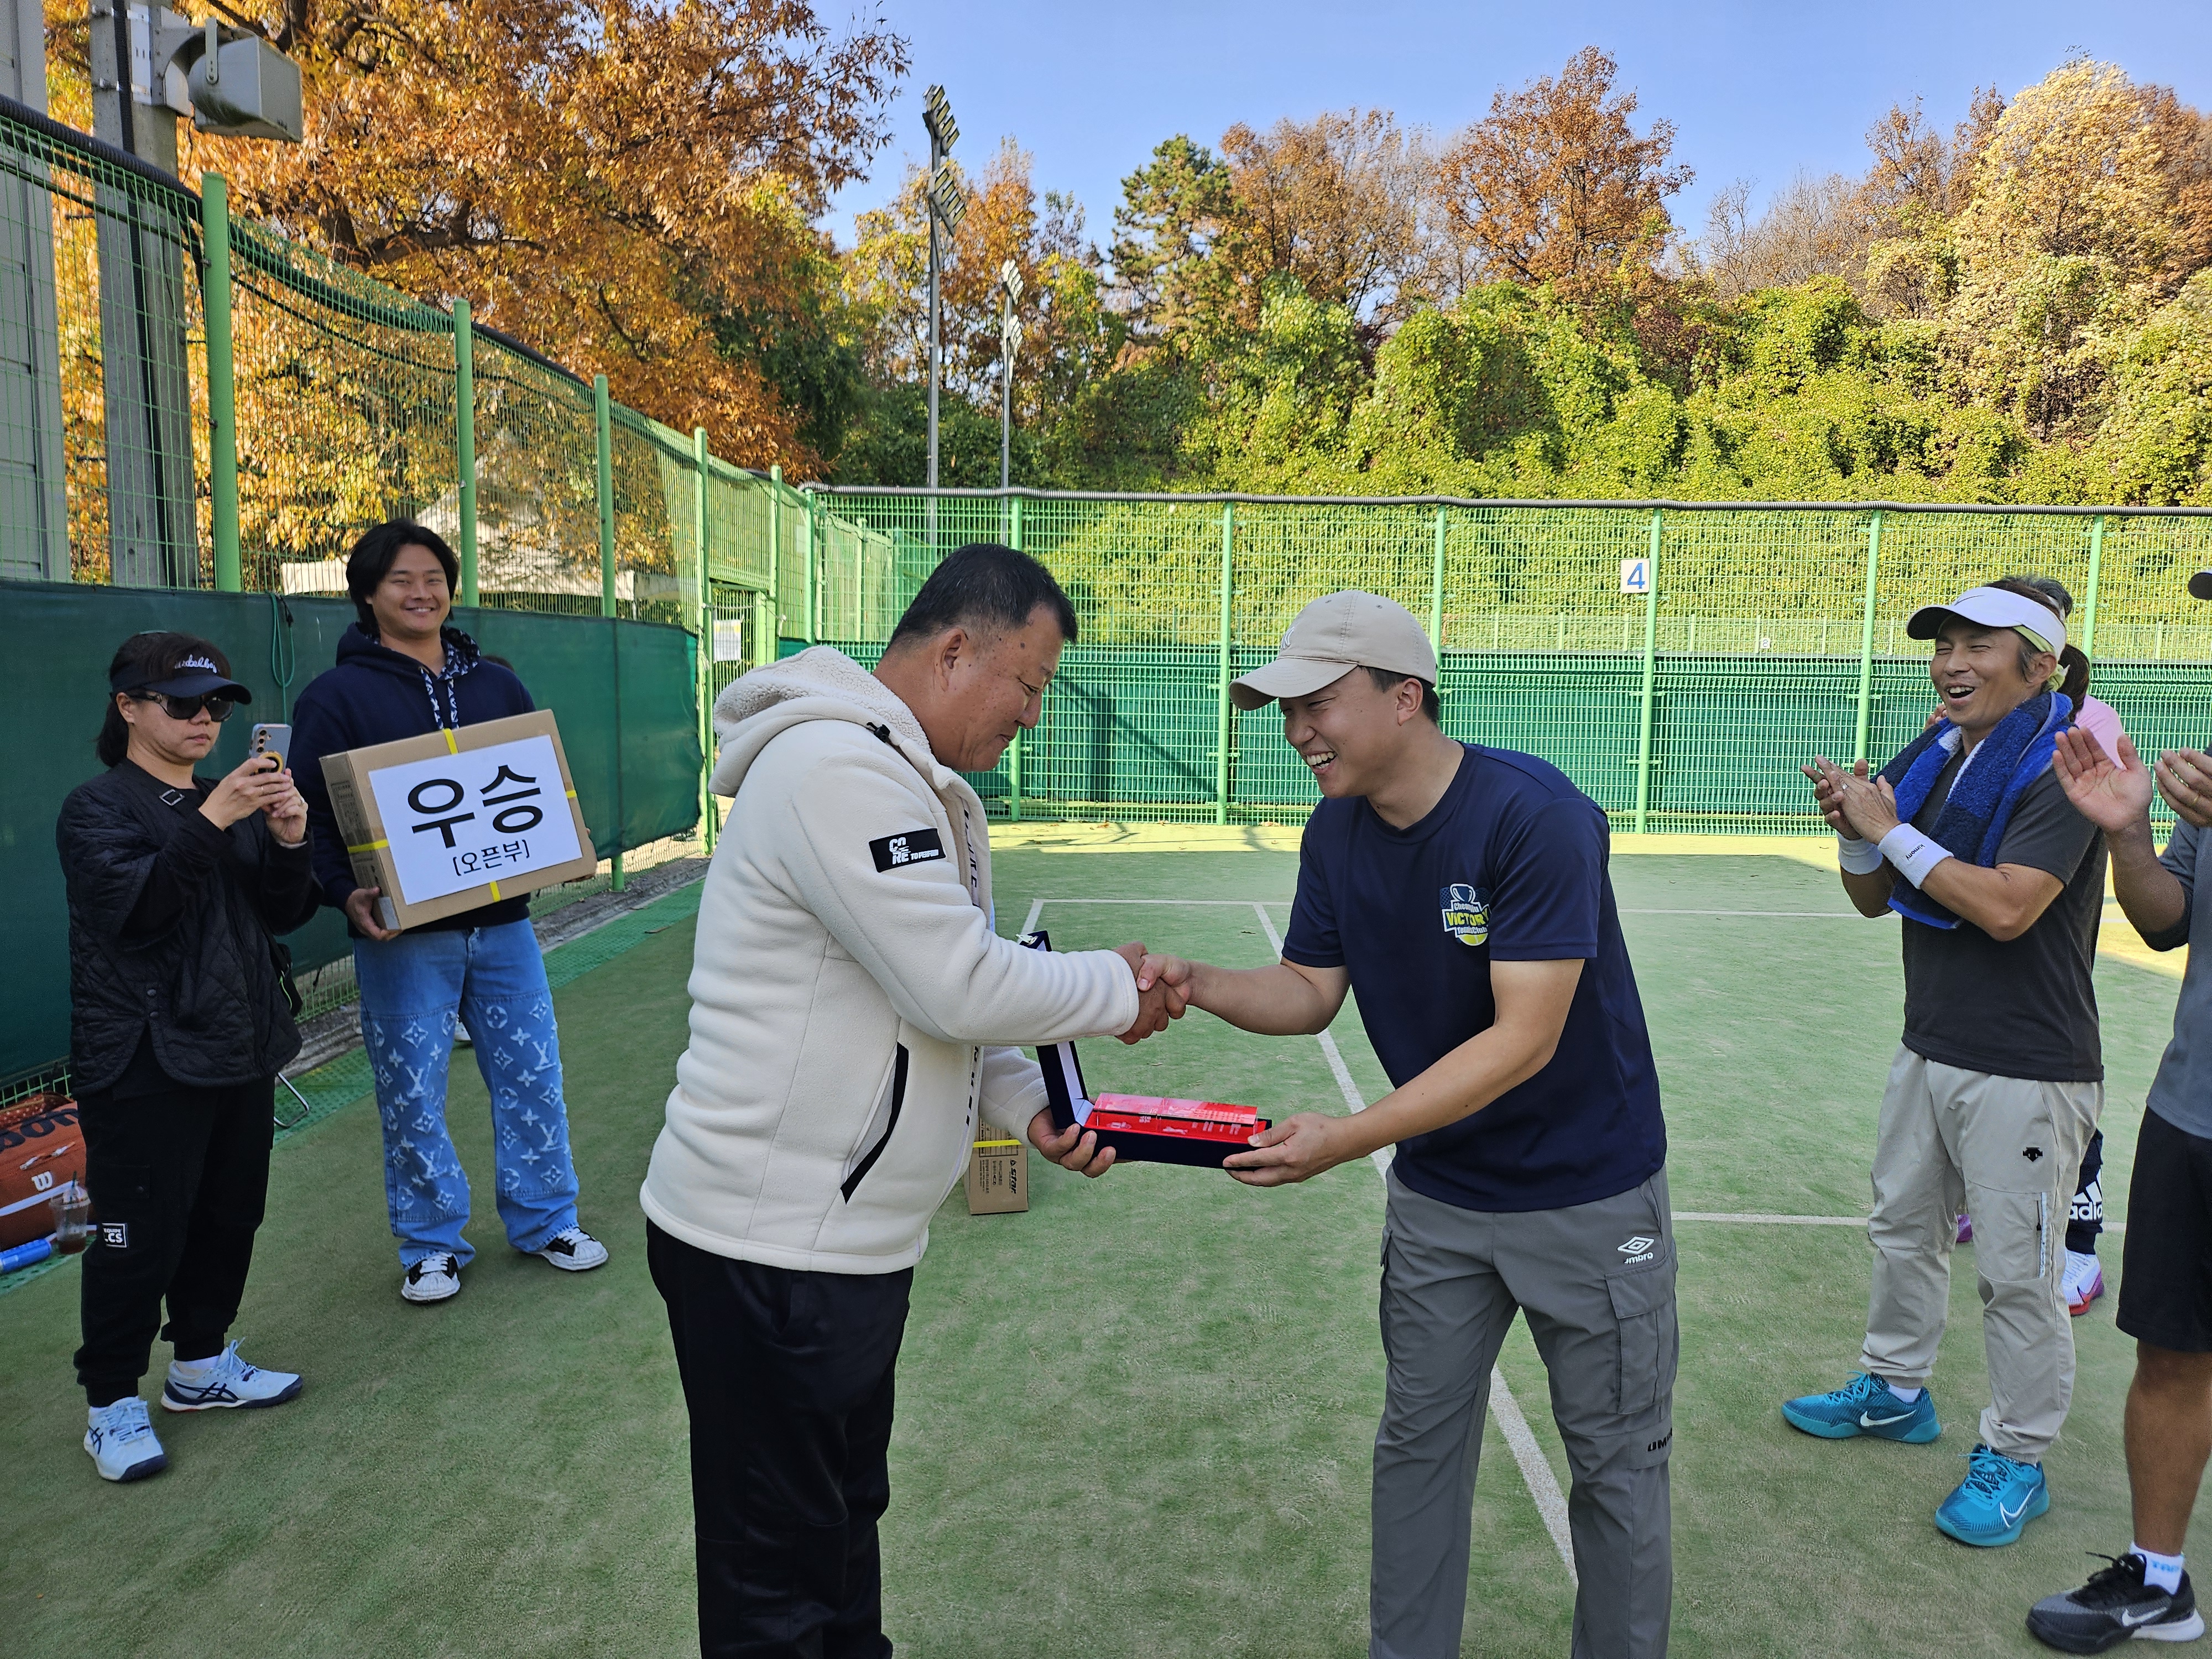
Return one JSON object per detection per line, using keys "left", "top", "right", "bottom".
{"left": 869, "top": 827, "right": 946, "bottom": 872}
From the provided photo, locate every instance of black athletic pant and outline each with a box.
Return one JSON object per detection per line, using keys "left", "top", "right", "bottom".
{"left": 2068, "top": 1130, "right": 2105, "bottom": 1256}
{"left": 648, "top": 1222, "right": 912, "bottom": 1659}
{"left": 74, "top": 1075, "right": 275, "bottom": 1407}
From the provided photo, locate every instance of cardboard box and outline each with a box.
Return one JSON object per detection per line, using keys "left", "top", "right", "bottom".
{"left": 964, "top": 1134, "right": 1029, "bottom": 1215}
{"left": 319, "top": 710, "right": 597, "bottom": 931}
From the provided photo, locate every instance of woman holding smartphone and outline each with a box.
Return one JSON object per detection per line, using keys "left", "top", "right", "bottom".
{"left": 56, "top": 632, "right": 317, "bottom": 1482}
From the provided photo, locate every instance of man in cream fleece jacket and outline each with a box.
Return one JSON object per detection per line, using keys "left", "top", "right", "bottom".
{"left": 641, "top": 543, "right": 1178, "bottom": 1659}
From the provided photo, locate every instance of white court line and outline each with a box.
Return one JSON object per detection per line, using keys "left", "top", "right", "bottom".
{"left": 1244, "top": 899, "right": 1579, "bottom": 1587}
{"left": 1674, "top": 1212, "right": 1865, "bottom": 1227}
{"left": 1028, "top": 898, "right": 1281, "bottom": 905}
{"left": 1619, "top": 909, "right": 1878, "bottom": 919}
{"left": 1484, "top": 1360, "right": 1579, "bottom": 1587}
{"left": 1022, "top": 897, "right": 1045, "bottom": 936}
{"left": 1032, "top": 897, "right": 1873, "bottom": 919}
{"left": 1672, "top": 1211, "right": 2125, "bottom": 1233}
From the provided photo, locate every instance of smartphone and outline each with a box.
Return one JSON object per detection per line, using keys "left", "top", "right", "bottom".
{"left": 249, "top": 722, "right": 292, "bottom": 773}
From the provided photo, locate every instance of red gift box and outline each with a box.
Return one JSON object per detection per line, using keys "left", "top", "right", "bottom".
{"left": 1021, "top": 931, "right": 1270, "bottom": 1168}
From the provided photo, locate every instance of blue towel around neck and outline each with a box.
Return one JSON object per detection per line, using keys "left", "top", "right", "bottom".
{"left": 1874, "top": 690, "right": 2071, "bottom": 930}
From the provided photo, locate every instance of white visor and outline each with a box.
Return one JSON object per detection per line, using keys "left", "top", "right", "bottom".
{"left": 1905, "top": 587, "right": 2066, "bottom": 659}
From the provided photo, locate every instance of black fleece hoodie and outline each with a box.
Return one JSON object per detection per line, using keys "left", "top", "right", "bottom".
{"left": 291, "top": 623, "right": 537, "bottom": 933}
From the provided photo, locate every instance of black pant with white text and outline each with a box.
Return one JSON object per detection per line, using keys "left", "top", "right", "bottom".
{"left": 74, "top": 1075, "right": 274, "bottom": 1407}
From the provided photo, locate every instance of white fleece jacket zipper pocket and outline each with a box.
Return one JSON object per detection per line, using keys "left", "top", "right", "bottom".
{"left": 841, "top": 1043, "right": 909, "bottom": 1202}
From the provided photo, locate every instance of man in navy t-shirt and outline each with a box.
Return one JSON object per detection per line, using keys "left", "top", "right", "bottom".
{"left": 1140, "top": 591, "right": 1674, "bottom": 1659}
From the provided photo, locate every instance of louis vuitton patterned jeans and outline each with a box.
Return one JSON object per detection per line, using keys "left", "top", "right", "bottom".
{"left": 353, "top": 917, "right": 582, "bottom": 1269}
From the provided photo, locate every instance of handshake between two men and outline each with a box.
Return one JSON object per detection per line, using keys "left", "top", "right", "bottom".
{"left": 1027, "top": 935, "right": 1585, "bottom": 1194}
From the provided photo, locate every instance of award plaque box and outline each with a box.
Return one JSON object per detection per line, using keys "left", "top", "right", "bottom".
{"left": 1021, "top": 931, "right": 1271, "bottom": 1168}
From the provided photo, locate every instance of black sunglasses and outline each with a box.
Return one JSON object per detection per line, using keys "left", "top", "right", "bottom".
{"left": 131, "top": 691, "right": 238, "bottom": 723}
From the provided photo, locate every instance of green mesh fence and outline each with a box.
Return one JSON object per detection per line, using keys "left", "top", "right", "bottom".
{"left": 227, "top": 221, "right": 457, "bottom": 588}
{"left": 804, "top": 489, "right": 2212, "bottom": 836}
{"left": 13, "top": 96, "right": 2212, "bottom": 853}
{"left": 0, "top": 100, "right": 204, "bottom": 586}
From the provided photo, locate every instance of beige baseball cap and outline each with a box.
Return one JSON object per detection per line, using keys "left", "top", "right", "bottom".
{"left": 1230, "top": 590, "right": 1438, "bottom": 712}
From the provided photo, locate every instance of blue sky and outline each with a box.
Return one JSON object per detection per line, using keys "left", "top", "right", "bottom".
{"left": 826, "top": 1, "right": 2212, "bottom": 253}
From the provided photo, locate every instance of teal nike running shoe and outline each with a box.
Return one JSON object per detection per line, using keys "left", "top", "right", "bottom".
{"left": 1781, "top": 1372, "right": 1942, "bottom": 1442}
{"left": 1936, "top": 1444, "right": 2048, "bottom": 1547}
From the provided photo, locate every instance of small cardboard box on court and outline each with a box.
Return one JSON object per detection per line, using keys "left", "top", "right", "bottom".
{"left": 319, "top": 710, "right": 597, "bottom": 932}
{"left": 964, "top": 1133, "right": 1027, "bottom": 1215}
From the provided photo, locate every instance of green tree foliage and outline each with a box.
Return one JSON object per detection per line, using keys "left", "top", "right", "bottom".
{"left": 827, "top": 51, "right": 2212, "bottom": 506}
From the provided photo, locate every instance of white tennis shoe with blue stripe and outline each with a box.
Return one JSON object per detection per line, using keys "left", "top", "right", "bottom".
{"left": 85, "top": 1396, "right": 168, "bottom": 1482}
{"left": 160, "top": 1342, "right": 303, "bottom": 1412}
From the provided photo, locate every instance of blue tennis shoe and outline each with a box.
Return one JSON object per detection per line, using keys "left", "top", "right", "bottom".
{"left": 1936, "top": 1444, "right": 2048, "bottom": 1546}
{"left": 1781, "top": 1372, "right": 1942, "bottom": 1442}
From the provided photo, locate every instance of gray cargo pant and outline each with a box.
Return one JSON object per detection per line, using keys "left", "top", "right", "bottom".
{"left": 1860, "top": 1046, "right": 2101, "bottom": 1461}
{"left": 1373, "top": 1166, "right": 1676, "bottom": 1659}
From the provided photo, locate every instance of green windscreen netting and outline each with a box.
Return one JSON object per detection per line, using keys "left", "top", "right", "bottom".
{"left": 801, "top": 491, "right": 2212, "bottom": 835}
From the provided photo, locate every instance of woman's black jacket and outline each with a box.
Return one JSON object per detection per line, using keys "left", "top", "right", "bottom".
{"left": 56, "top": 762, "right": 320, "bottom": 1093}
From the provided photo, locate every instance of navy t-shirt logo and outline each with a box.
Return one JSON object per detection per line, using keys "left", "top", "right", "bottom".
{"left": 1440, "top": 883, "right": 1490, "bottom": 946}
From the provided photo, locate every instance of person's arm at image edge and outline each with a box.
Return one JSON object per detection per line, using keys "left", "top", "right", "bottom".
{"left": 2053, "top": 727, "right": 2193, "bottom": 946}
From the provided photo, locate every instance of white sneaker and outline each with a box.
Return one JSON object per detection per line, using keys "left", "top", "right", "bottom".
{"left": 2063, "top": 1249, "right": 2105, "bottom": 1316}
{"left": 85, "top": 1396, "right": 168, "bottom": 1482}
{"left": 161, "top": 1341, "right": 304, "bottom": 1411}
{"left": 533, "top": 1227, "right": 608, "bottom": 1272}
{"left": 452, "top": 1020, "right": 472, "bottom": 1048}
{"left": 402, "top": 1253, "right": 462, "bottom": 1303}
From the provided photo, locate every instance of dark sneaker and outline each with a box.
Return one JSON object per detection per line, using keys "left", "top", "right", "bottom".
{"left": 403, "top": 1253, "right": 462, "bottom": 1303}
{"left": 1781, "top": 1372, "right": 1942, "bottom": 1442}
{"left": 2028, "top": 1553, "right": 2204, "bottom": 1651}
{"left": 533, "top": 1227, "right": 608, "bottom": 1272}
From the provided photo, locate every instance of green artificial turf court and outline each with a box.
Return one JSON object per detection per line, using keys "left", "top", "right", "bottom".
{"left": 0, "top": 847, "right": 2195, "bottom": 1657}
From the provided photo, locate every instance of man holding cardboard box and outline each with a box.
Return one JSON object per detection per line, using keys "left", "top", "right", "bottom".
{"left": 293, "top": 521, "right": 607, "bottom": 1306}
{"left": 640, "top": 542, "right": 1182, "bottom": 1659}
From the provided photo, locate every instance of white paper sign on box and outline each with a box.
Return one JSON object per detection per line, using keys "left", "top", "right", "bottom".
{"left": 366, "top": 733, "right": 583, "bottom": 905}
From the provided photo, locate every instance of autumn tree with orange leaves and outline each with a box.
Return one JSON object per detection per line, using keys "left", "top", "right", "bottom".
{"left": 1431, "top": 46, "right": 1692, "bottom": 306}
{"left": 50, "top": 0, "right": 907, "bottom": 473}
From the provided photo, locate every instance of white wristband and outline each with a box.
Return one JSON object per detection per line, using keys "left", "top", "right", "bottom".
{"left": 1878, "top": 823, "right": 1954, "bottom": 889}
{"left": 1837, "top": 834, "right": 1884, "bottom": 875}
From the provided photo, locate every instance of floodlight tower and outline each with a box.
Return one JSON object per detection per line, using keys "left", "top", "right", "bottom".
{"left": 85, "top": 4, "right": 301, "bottom": 586}
{"left": 921, "top": 85, "right": 963, "bottom": 545}
{"left": 998, "top": 258, "right": 1022, "bottom": 493}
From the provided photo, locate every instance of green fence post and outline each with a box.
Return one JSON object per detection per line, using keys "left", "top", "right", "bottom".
{"left": 695, "top": 426, "right": 714, "bottom": 856}
{"left": 1008, "top": 495, "right": 1024, "bottom": 823}
{"left": 1852, "top": 509, "right": 1884, "bottom": 765}
{"left": 1428, "top": 505, "right": 1447, "bottom": 650}
{"left": 454, "top": 299, "right": 478, "bottom": 606}
{"left": 1632, "top": 509, "right": 1662, "bottom": 834}
{"left": 1215, "top": 501, "right": 1235, "bottom": 827}
{"left": 201, "top": 174, "right": 241, "bottom": 593}
{"left": 593, "top": 374, "right": 615, "bottom": 618}
{"left": 768, "top": 464, "right": 782, "bottom": 666}
{"left": 2081, "top": 513, "right": 2106, "bottom": 659}
{"left": 593, "top": 374, "right": 622, "bottom": 890}
{"left": 805, "top": 492, "right": 820, "bottom": 644}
